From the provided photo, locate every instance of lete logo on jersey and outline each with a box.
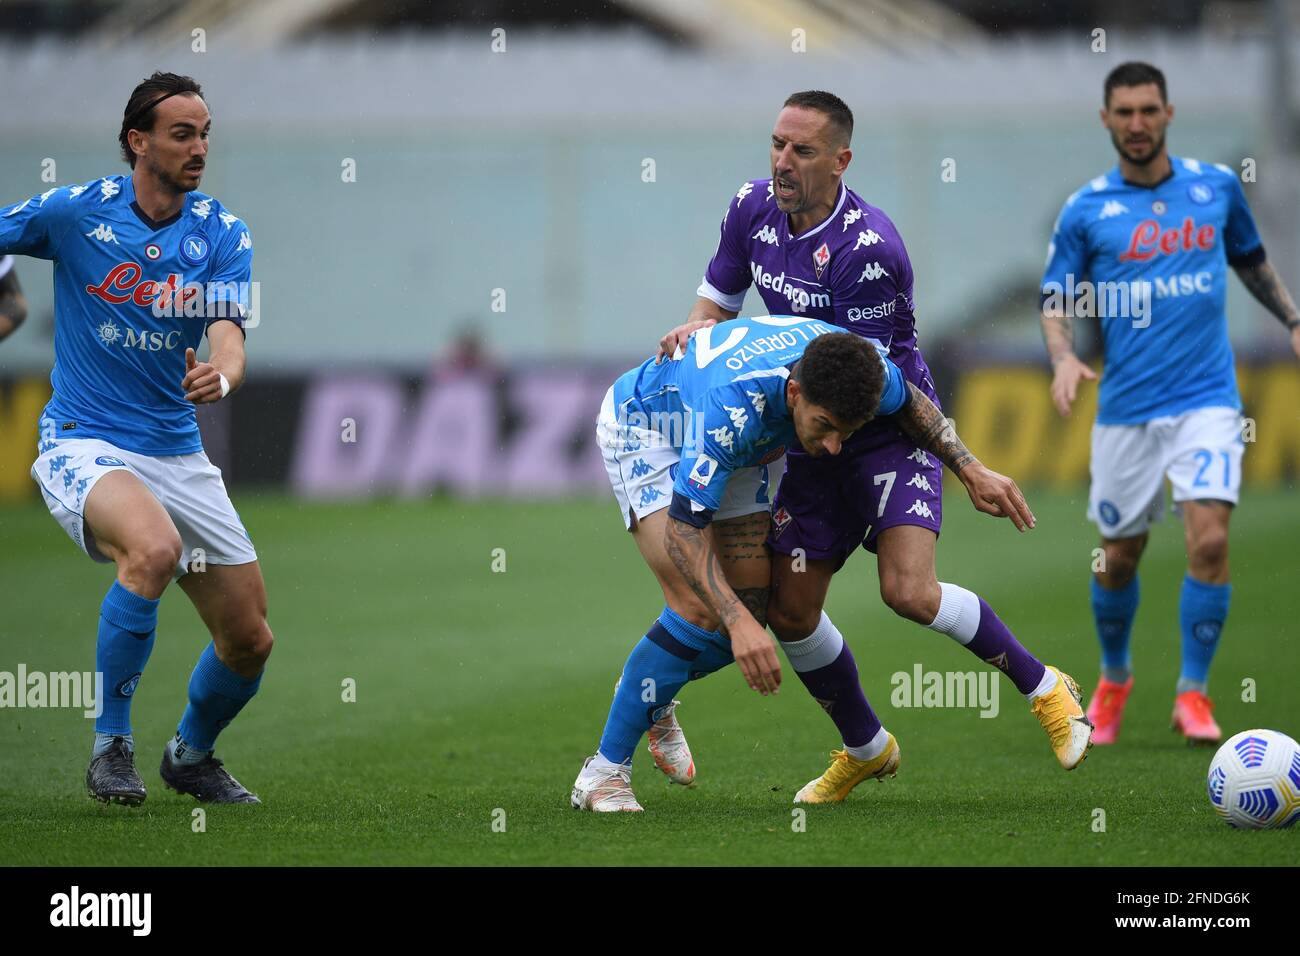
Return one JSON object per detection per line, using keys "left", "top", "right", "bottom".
{"left": 85, "top": 262, "right": 203, "bottom": 309}
{"left": 1118, "top": 217, "right": 1216, "bottom": 263}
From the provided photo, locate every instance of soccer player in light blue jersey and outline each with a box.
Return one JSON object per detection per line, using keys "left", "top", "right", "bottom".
{"left": 572, "top": 320, "right": 1051, "bottom": 811}
{"left": 1041, "top": 62, "right": 1300, "bottom": 745}
{"left": 0, "top": 72, "right": 272, "bottom": 804}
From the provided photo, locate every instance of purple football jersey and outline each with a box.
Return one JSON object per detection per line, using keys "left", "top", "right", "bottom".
{"left": 699, "top": 178, "right": 947, "bottom": 561}
{"left": 698, "top": 178, "right": 940, "bottom": 436}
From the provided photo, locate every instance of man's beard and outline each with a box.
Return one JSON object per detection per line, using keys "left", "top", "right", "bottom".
{"left": 148, "top": 157, "right": 199, "bottom": 194}
{"left": 1112, "top": 129, "right": 1165, "bottom": 166}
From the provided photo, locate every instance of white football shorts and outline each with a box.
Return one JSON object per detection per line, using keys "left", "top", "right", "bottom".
{"left": 1088, "top": 405, "right": 1244, "bottom": 539}
{"left": 31, "top": 434, "right": 257, "bottom": 575}
{"left": 596, "top": 385, "right": 784, "bottom": 529}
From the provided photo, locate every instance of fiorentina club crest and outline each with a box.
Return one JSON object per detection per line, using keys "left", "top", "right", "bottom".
{"left": 772, "top": 505, "right": 793, "bottom": 538}
{"left": 813, "top": 242, "right": 830, "bottom": 279}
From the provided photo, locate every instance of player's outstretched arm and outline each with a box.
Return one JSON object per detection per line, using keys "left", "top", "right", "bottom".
{"left": 1233, "top": 259, "right": 1300, "bottom": 360}
{"left": 663, "top": 514, "right": 781, "bottom": 694}
{"left": 0, "top": 268, "right": 27, "bottom": 342}
{"left": 654, "top": 297, "right": 738, "bottom": 364}
{"left": 894, "top": 382, "right": 1036, "bottom": 532}
{"left": 1040, "top": 305, "right": 1097, "bottom": 417}
{"left": 183, "top": 320, "right": 246, "bottom": 404}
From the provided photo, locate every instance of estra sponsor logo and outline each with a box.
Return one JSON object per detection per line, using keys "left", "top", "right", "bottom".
{"left": 1118, "top": 217, "right": 1216, "bottom": 262}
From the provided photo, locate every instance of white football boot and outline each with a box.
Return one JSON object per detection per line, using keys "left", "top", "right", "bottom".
{"left": 570, "top": 755, "right": 644, "bottom": 812}
{"left": 646, "top": 700, "right": 696, "bottom": 786}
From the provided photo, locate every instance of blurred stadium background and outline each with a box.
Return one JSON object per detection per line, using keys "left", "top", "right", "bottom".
{"left": 2, "top": 1, "right": 1298, "bottom": 865}
{"left": 2, "top": 0, "right": 1299, "bottom": 501}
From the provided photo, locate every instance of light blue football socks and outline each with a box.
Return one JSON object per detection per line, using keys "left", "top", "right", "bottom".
{"left": 597, "top": 607, "right": 727, "bottom": 765}
{"left": 174, "top": 642, "right": 263, "bottom": 763}
{"left": 1091, "top": 575, "right": 1139, "bottom": 683}
{"left": 93, "top": 580, "right": 159, "bottom": 752}
{"left": 1178, "top": 574, "right": 1230, "bottom": 693}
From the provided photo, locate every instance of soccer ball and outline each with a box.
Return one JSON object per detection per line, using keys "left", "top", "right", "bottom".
{"left": 1206, "top": 729, "right": 1300, "bottom": 829}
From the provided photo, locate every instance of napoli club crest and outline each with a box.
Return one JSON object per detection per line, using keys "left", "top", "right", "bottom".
{"left": 813, "top": 242, "right": 830, "bottom": 279}
{"left": 1188, "top": 183, "right": 1215, "bottom": 205}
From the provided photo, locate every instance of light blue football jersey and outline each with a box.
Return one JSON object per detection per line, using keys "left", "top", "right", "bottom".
{"left": 0, "top": 175, "right": 253, "bottom": 455}
{"left": 1041, "top": 157, "right": 1263, "bottom": 425}
{"left": 611, "top": 316, "right": 907, "bottom": 525}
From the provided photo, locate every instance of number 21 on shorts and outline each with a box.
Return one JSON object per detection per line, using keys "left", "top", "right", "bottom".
{"left": 1192, "top": 449, "right": 1231, "bottom": 489}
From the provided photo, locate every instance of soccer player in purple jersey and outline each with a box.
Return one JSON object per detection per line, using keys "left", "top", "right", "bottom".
{"left": 658, "top": 91, "right": 1093, "bottom": 800}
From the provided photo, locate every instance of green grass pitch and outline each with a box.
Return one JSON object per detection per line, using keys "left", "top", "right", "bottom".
{"left": 0, "top": 488, "right": 1295, "bottom": 865}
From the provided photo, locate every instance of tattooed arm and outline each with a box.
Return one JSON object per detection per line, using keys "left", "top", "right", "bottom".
{"left": 893, "top": 382, "right": 1037, "bottom": 532}
{"left": 1041, "top": 303, "right": 1097, "bottom": 417}
{"left": 664, "top": 514, "right": 781, "bottom": 694}
{"left": 712, "top": 513, "right": 770, "bottom": 628}
{"left": 1234, "top": 259, "right": 1300, "bottom": 359}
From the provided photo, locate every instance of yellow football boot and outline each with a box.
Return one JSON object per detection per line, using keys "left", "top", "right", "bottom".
{"left": 1031, "top": 666, "right": 1094, "bottom": 770}
{"left": 793, "top": 733, "right": 900, "bottom": 804}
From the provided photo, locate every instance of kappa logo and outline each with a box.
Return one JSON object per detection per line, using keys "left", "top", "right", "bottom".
{"left": 237, "top": 231, "right": 252, "bottom": 252}
{"left": 753, "top": 225, "right": 779, "bottom": 246}
{"left": 85, "top": 223, "right": 120, "bottom": 245}
{"left": 218, "top": 210, "right": 240, "bottom": 229}
{"left": 38, "top": 187, "right": 58, "bottom": 205}
{"left": 841, "top": 208, "right": 863, "bottom": 231}
{"left": 853, "top": 229, "right": 884, "bottom": 249}
{"left": 905, "top": 499, "right": 935, "bottom": 519}
{"left": 191, "top": 197, "right": 212, "bottom": 219}
{"left": 98, "top": 178, "right": 120, "bottom": 203}
{"left": 1098, "top": 200, "right": 1129, "bottom": 220}
{"left": 707, "top": 425, "right": 736, "bottom": 451}
{"left": 629, "top": 458, "right": 652, "bottom": 479}
{"left": 724, "top": 404, "right": 749, "bottom": 432}
{"left": 907, "top": 447, "right": 930, "bottom": 465}
{"left": 638, "top": 486, "right": 664, "bottom": 508}
{"left": 765, "top": 182, "right": 774, "bottom": 201}
{"left": 69, "top": 183, "right": 89, "bottom": 199}
{"left": 906, "top": 474, "right": 935, "bottom": 493}
{"left": 746, "top": 389, "right": 767, "bottom": 415}
{"left": 858, "top": 261, "right": 890, "bottom": 283}
{"left": 689, "top": 454, "right": 718, "bottom": 489}
{"left": 735, "top": 182, "right": 754, "bottom": 204}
